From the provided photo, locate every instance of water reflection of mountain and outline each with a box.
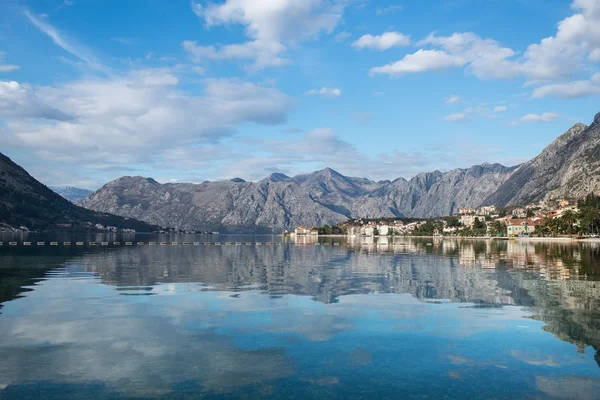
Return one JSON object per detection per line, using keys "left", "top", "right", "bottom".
{"left": 1, "top": 239, "right": 600, "bottom": 366}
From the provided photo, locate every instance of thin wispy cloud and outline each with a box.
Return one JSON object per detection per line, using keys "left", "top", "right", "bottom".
{"left": 445, "top": 95, "right": 460, "bottom": 104}
{"left": 111, "top": 37, "right": 138, "bottom": 45}
{"left": 0, "top": 52, "right": 20, "bottom": 72}
{"left": 24, "top": 9, "right": 106, "bottom": 72}
{"left": 376, "top": 5, "right": 403, "bottom": 15}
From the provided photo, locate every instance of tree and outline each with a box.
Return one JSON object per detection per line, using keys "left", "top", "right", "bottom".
{"left": 446, "top": 217, "right": 461, "bottom": 227}
{"left": 527, "top": 209, "right": 535, "bottom": 218}
{"left": 561, "top": 210, "right": 577, "bottom": 234}
{"left": 489, "top": 221, "right": 506, "bottom": 237}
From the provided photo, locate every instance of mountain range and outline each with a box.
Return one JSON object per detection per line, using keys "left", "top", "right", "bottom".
{"left": 76, "top": 112, "right": 600, "bottom": 233}
{"left": 50, "top": 186, "right": 94, "bottom": 203}
{"left": 0, "top": 152, "right": 156, "bottom": 232}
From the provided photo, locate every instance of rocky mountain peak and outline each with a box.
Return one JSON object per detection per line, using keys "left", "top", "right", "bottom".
{"left": 313, "top": 167, "right": 343, "bottom": 179}
{"left": 264, "top": 172, "right": 292, "bottom": 182}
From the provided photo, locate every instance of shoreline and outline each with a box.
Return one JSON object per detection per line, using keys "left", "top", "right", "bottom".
{"left": 313, "top": 235, "right": 600, "bottom": 243}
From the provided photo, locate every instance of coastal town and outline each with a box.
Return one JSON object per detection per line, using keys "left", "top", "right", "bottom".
{"left": 288, "top": 194, "right": 600, "bottom": 239}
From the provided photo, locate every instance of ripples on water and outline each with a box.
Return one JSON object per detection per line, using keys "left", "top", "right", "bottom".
{"left": 1, "top": 235, "right": 600, "bottom": 399}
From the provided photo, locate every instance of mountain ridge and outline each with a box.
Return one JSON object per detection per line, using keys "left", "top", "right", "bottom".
{"left": 76, "top": 114, "right": 600, "bottom": 233}
{"left": 50, "top": 186, "right": 94, "bottom": 203}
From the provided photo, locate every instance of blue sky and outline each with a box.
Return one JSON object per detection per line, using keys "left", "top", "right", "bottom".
{"left": 1, "top": 0, "right": 599, "bottom": 189}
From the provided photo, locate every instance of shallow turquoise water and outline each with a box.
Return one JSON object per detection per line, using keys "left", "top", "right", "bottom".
{"left": 1, "top": 237, "right": 599, "bottom": 399}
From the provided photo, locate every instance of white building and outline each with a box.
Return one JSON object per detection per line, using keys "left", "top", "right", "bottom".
{"left": 460, "top": 215, "right": 485, "bottom": 228}
{"left": 378, "top": 225, "right": 391, "bottom": 236}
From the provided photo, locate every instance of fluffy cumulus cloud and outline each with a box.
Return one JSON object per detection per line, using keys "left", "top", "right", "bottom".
{"left": 510, "top": 112, "right": 559, "bottom": 125}
{"left": 369, "top": 0, "right": 600, "bottom": 97}
{"left": 186, "top": 0, "right": 346, "bottom": 71}
{"left": 416, "top": 32, "right": 520, "bottom": 80}
{"left": 370, "top": 49, "right": 465, "bottom": 76}
{"left": 352, "top": 32, "right": 411, "bottom": 50}
{"left": 304, "top": 87, "right": 341, "bottom": 97}
{"left": 1, "top": 69, "right": 294, "bottom": 186}
{"left": 521, "top": 0, "right": 600, "bottom": 81}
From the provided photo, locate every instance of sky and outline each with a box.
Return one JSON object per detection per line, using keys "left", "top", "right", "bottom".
{"left": 0, "top": 0, "right": 599, "bottom": 189}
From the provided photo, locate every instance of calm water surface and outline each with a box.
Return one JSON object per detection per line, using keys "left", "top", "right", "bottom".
{"left": 1, "top": 235, "right": 600, "bottom": 399}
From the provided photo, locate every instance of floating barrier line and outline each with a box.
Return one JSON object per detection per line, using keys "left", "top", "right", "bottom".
{"left": 0, "top": 241, "right": 340, "bottom": 248}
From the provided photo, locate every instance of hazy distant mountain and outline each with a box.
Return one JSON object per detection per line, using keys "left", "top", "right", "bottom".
{"left": 50, "top": 186, "right": 94, "bottom": 203}
{"left": 78, "top": 111, "right": 600, "bottom": 233}
{"left": 0, "top": 152, "right": 156, "bottom": 231}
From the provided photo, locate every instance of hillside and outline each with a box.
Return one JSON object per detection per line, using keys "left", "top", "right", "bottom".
{"left": 485, "top": 113, "right": 600, "bottom": 206}
{"left": 0, "top": 152, "right": 156, "bottom": 232}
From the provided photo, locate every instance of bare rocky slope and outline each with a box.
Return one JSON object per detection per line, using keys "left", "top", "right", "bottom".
{"left": 78, "top": 112, "right": 600, "bottom": 233}
{"left": 484, "top": 112, "right": 600, "bottom": 207}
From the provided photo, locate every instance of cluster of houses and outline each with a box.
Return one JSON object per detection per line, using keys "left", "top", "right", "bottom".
{"left": 292, "top": 226, "right": 319, "bottom": 236}
{"left": 0, "top": 223, "right": 29, "bottom": 232}
{"left": 294, "top": 198, "right": 581, "bottom": 238}
{"left": 459, "top": 199, "right": 580, "bottom": 237}
{"left": 344, "top": 220, "right": 425, "bottom": 237}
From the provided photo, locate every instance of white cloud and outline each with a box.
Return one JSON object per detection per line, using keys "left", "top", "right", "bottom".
{"left": 370, "top": 49, "right": 465, "bottom": 76}
{"left": 520, "top": 0, "right": 600, "bottom": 81}
{"left": 187, "top": 0, "right": 346, "bottom": 70}
{"left": 0, "top": 81, "right": 72, "bottom": 120}
{"left": 183, "top": 39, "right": 288, "bottom": 71}
{"left": 590, "top": 48, "right": 600, "bottom": 62}
{"left": 304, "top": 87, "right": 341, "bottom": 97}
{"left": 532, "top": 73, "right": 600, "bottom": 99}
{"left": 0, "top": 52, "right": 19, "bottom": 72}
{"left": 334, "top": 31, "right": 351, "bottom": 42}
{"left": 510, "top": 112, "right": 559, "bottom": 125}
{"left": 2, "top": 69, "right": 294, "bottom": 186}
{"left": 444, "top": 113, "right": 467, "bottom": 122}
{"left": 376, "top": 5, "right": 403, "bottom": 15}
{"left": 445, "top": 95, "right": 460, "bottom": 104}
{"left": 444, "top": 105, "right": 509, "bottom": 122}
{"left": 193, "top": 0, "right": 344, "bottom": 43}
{"left": 352, "top": 32, "right": 411, "bottom": 50}
{"left": 24, "top": 9, "right": 106, "bottom": 72}
{"left": 111, "top": 37, "right": 137, "bottom": 45}
{"left": 379, "top": 1, "right": 600, "bottom": 84}
{"left": 417, "top": 32, "right": 520, "bottom": 80}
